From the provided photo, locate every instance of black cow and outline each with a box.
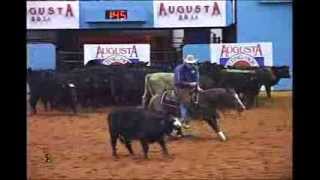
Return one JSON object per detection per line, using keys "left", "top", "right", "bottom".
{"left": 107, "top": 107, "right": 182, "bottom": 159}
{"left": 218, "top": 69, "right": 261, "bottom": 108}
{"left": 82, "top": 63, "right": 175, "bottom": 106}
{"left": 109, "top": 69, "right": 147, "bottom": 105}
{"left": 194, "top": 63, "right": 257, "bottom": 108}
{"left": 27, "top": 68, "right": 78, "bottom": 114}
{"left": 198, "top": 62, "right": 228, "bottom": 89}
{"left": 70, "top": 67, "right": 113, "bottom": 108}
{"left": 221, "top": 65, "right": 291, "bottom": 107}
{"left": 261, "top": 66, "right": 291, "bottom": 98}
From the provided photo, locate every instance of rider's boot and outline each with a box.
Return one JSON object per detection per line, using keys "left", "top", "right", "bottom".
{"left": 182, "top": 120, "right": 191, "bottom": 129}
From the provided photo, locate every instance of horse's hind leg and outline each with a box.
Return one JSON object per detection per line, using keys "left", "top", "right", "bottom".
{"left": 204, "top": 112, "right": 227, "bottom": 142}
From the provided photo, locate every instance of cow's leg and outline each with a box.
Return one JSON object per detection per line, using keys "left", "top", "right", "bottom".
{"left": 30, "top": 94, "right": 39, "bottom": 114}
{"left": 92, "top": 96, "right": 99, "bottom": 108}
{"left": 42, "top": 98, "right": 48, "bottom": 112}
{"left": 123, "top": 138, "right": 134, "bottom": 155}
{"left": 265, "top": 85, "right": 272, "bottom": 98}
{"left": 110, "top": 132, "right": 119, "bottom": 158}
{"left": 139, "top": 140, "right": 149, "bottom": 159}
{"left": 80, "top": 96, "right": 86, "bottom": 108}
{"left": 254, "top": 95, "right": 258, "bottom": 107}
{"left": 47, "top": 97, "right": 54, "bottom": 111}
{"left": 158, "top": 138, "right": 169, "bottom": 156}
{"left": 69, "top": 93, "right": 78, "bottom": 114}
{"left": 113, "top": 96, "right": 120, "bottom": 105}
{"left": 204, "top": 111, "right": 227, "bottom": 142}
{"left": 69, "top": 100, "right": 77, "bottom": 114}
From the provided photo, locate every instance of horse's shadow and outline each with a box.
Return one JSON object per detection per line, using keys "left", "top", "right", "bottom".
{"left": 168, "top": 134, "right": 218, "bottom": 142}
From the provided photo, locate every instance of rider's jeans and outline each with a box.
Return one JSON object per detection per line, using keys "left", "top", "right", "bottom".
{"left": 175, "top": 87, "right": 192, "bottom": 124}
{"left": 179, "top": 103, "right": 189, "bottom": 124}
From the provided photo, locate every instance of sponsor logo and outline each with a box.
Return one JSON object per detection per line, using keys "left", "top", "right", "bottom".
{"left": 225, "top": 54, "right": 259, "bottom": 67}
{"left": 95, "top": 45, "right": 138, "bottom": 59}
{"left": 85, "top": 44, "right": 150, "bottom": 66}
{"left": 158, "top": 2, "right": 221, "bottom": 21}
{"left": 219, "top": 44, "right": 264, "bottom": 67}
{"left": 27, "top": 3, "right": 75, "bottom": 23}
{"left": 93, "top": 45, "right": 140, "bottom": 65}
{"left": 101, "top": 55, "right": 132, "bottom": 65}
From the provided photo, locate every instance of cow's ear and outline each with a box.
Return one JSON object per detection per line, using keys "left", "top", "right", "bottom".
{"left": 168, "top": 115, "right": 175, "bottom": 123}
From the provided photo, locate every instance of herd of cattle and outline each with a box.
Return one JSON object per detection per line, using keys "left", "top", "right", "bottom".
{"left": 27, "top": 62, "right": 290, "bottom": 115}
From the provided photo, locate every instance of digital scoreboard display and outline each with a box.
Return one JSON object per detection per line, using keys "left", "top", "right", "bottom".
{"left": 105, "top": 10, "right": 128, "bottom": 20}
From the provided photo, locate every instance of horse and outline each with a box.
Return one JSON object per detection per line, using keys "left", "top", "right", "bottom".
{"left": 146, "top": 87, "right": 246, "bottom": 142}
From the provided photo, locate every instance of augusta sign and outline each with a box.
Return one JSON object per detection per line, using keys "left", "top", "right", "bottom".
{"left": 153, "top": 0, "right": 226, "bottom": 28}
{"left": 210, "top": 42, "right": 273, "bottom": 67}
{"left": 27, "top": 1, "right": 79, "bottom": 29}
{"left": 84, "top": 44, "right": 150, "bottom": 66}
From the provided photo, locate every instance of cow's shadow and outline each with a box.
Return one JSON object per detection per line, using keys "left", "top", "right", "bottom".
{"left": 112, "top": 154, "right": 175, "bottom": 162}
{"left": 28, "top": 112, "right": 90, "bottom": 118}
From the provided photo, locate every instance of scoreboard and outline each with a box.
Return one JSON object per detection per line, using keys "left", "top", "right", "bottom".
{"left": 105, "top": 10, "right": 128, "bottom": 20}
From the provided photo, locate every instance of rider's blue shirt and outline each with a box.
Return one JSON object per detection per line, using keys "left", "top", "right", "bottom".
{"left": 174, "top": 63, "right": 199, "bottom": 88}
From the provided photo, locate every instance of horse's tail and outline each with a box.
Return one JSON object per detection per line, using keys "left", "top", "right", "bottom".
{"left": 142, "top": 74, "right": 154, "bottom": 108}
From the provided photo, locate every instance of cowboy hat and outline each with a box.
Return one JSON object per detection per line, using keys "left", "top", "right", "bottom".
{"left": 184, "top": 54, "right": 198, "bottom": 63}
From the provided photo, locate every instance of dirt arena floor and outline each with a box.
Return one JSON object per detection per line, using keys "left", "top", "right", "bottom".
{"left": 27, "top": 92, "right": 292, "bottom": 180}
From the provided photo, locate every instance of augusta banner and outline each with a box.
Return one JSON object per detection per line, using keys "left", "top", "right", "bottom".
{"left": 210, "top": 42, "right": 273, "bottom": 67}
{"left": 84, "top": 44, "right": 150, "bottom": 65}
{"left": 153, "top": 0, "right": 226, "bottom": 28}
{"left": 27, "top": 1, "right": 79, "bottom": 29}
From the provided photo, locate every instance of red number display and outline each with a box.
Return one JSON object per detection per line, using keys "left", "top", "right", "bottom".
{"left": 106, "top": 10, "right": 128, "bottom": 20}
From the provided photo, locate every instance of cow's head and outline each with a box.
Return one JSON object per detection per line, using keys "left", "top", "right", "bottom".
{"left": 163, "top": 116, "right": 183, "bottom": 135}
{"left": 68, "top": 83, "right": 78, "bottom": 101}
{"left": 61, "top": 81, "right": 78, "bottom": 103}
{"left": 271, "top": 66, "right": 291, "bottom": 78}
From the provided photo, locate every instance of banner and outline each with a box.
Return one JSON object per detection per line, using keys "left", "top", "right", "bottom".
{"left": 84, "top": 44, "right": 150, "bottom": 65}
{"left": 210, "top": 42, "right": 273, "bottom": 67}
{"left": 153, "top": 0, "right": 226, "bottom": 28}
{"left": 27, "top": 1, "right": 79, "bottom": 29}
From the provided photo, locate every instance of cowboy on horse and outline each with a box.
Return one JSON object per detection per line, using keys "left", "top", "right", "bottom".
{"left": 174, "top": 54, "right": 203, "bottom": 129}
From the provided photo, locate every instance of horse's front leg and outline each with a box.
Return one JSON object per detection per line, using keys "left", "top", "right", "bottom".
{"left": 204, "top": 112, "right": 227, "bottom": 142}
